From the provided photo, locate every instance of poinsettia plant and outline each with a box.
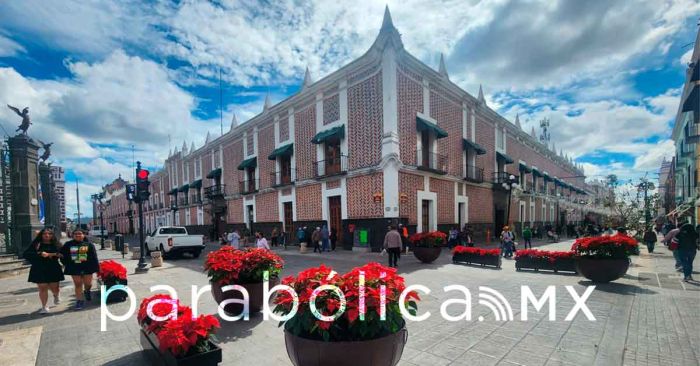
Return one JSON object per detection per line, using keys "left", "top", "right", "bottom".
{"left": 273, "top": 263, "right": 419, "bottom": 342}
{"left": 571, "top": 234, "right": 640, "bottom": 259}
{"left": 98, "top": 260, "right": 127, "bottom": 282}
{"left": 452, "top": 246, "right": 500, "bottom": 257}
{"left": 204, "top": 247, "right": 284, "bottom": 285}
{"left": 515, "top": 249, "right": 575, "bottom": 263}
{"left": 137, "top": 294, "right": 192, "bottom": 335}
{"left": 156, "top": 313, "right": 220, "bottom": 358}
{"left": 409, "top": 231, "right": 447, "bottom": 247}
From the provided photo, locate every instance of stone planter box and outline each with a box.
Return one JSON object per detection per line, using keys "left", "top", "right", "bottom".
{"left": 140, "top": 328, "right": 222, "bottom": 366}
{"left": 452, "top": 253, "right": 501, "bottom": 268}
{"left": 576, "top": 257, "right": 630, "bottom": 283}
{"left": 412, "top": 246, "right": 442, "bottom": 263}
{"left": 211, "top": 276, "right": 280, "bottom": 316}
{"left": 99, "top": 278, "right": 128, "bottom": 303}
{"left": 515, "top": 257, "right": 577, "bottom": 273}
{"left": 284, "top": 326, "right": 407, "bottom": 366}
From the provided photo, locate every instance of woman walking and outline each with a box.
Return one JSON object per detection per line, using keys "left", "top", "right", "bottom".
{"left": 676, "top": 223, "right": 698, "bottom": 282}
{"left": 643, "top": 228, "right": 657, "bottom": 254}
{"left": 500, "top": 226, "right": 515, "bottom": 258}
{"left": 24, "top": 228, "right": 64, "bottom": 314}
{"left": 383, "top": 225, "right": 402, "bottom": 268}
{"left": 59, "top": 229, "right": 99, "bottom": 310}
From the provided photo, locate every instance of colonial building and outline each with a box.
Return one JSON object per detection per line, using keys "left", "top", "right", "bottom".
{"left": 94, "top": 175, "right": 134, "bottom": 235}
{"left": 132, "top": 8, "right": 600, "bottom": 249}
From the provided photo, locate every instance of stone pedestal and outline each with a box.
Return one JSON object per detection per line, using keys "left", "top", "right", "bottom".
{"left": 8, "top": 135, "right": 43, "bottom": 257}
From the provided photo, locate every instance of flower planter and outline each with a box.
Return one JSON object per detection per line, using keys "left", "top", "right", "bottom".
{"left": 575, "top": 257, "right": 630, "bottom": 283}
{"left": 452, "top": 253, "right": 501, "bottom": 268}
{"left": 140, "top": 328, "right": 222, "bottom": 366}
{"left": 284, "top": 327, "right": 407, "bottom": 366}
{"left": 412, "top": 246, "right": 442, "bottom": 263}
{"left": 210, "top": 276, "right": 280, "bottom": 316}
{"left": 515, "top": 258, "right": 577, "bottom": 273}
{"left": 100, "top": 278, "right": 128, "bottom": 303}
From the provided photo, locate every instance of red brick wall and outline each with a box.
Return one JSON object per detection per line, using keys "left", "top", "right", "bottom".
{"left": 227, "top": 198, "right": 243, "bottom": 223}
{"left": 467, "top": 186, "right": 493, "bottom": 224}
{"left": 399, "top": 172, "right": 423, "bottom": 224}
{"left": 430, "top": 177, "right": 454, "bottom": 224}
{"left": 222, "top": 140, "right": 242, "bottom": 194}
{"left": 323, "top": 94, "right": 340, "bottom": 125}
{"left": 190, "top": 206, "right": 197, "bottom": 225}
{"left": 294, "top": 105, "right": 316, "bottom": 180}
{"left": 475, "top": 117, "right": 496, "bottom": 179}
{"left": 326, "top": 179, "right": 341, "bottom": 189}
{"left": 397, "top": 70, "right": 423, "bottom": 166}
{"left": 255, "top": 192, "right": 278, "bottom": 222}
{"left": 202, "top": 151, "right": 213, "bottom": 188}
{"left": 348, "top": 72, "right": 382, "bottom": 169}
{"left": 347, "top": 173, "right": 383, "bottom": 218}
{"left": 246, "top": 130, "right": 255, "bottom": 156}
{"left": 258, "top": 125, "right": 275, "bottom": 189}
{"left": 279, "top": 116, "right": 289, "bottom": 142}
{"left": 296, "top": 184, "right": 322, "bottom": 220}
{"left": 430, "top": 85, "right": 463, "bottom": 176}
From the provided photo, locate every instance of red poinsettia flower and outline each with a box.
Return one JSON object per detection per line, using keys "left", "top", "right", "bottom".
{"left": 137, "top": 294, "right": 192, "bottom": 335}
{"left": 571, "top": 234, "right": 639, "bottom": 259}
{"left": 409, "top": 231, "right": 447, "bottom": 247}
{"left": 452, "top": 246, "right": 500, "bottom": 256}
{"left": 204, "top": 247, "right": 284, "bottom": 285}
{"left": 98, "top": 260, "right": 127, "bottom": 281}
{"left": 514, "top": 249, "right": 575, "bottom": 263}
{"left": 156, "top": 313, "right": 220, "bottom": 358}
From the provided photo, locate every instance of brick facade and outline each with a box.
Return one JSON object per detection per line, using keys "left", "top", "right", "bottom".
{"left": 347, "top": 173, "right": 384, "bottom": 218}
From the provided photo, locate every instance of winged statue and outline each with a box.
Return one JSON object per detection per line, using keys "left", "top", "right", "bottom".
{"left": 38, "top": 140, "right": 53, "bottom": 161}
{"left": 7, "top": 105, "right": 31, "bottom": 134}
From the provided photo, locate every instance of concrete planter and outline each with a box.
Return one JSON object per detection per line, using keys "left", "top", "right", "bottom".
{"left": 452, "top": 253, "right": 501, "bottom": 268}
{"left": 412, "top": 246, "right": 442, "bottom": 263}
{"left": 140, "top": 328, "right": 222, "bottom": 366}
{"left": 515, "top": 257, "right": 577, "bottom": 273}
{"left": 575, "top": 257, "right": 629, "bottom": 283}
{"left": 210, "top": 276, "right": 280, "bottom": 316}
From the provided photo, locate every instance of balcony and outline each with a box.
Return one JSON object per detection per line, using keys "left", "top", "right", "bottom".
{"left": 464, "top": 164, "right": 484, "bottom": 183}
{"left": 271, "top": 169, "right": 295, "bottom": 188}
{"left": 313, "top": 155, "right": 348, "bottom": 178}
{"left": 204, "top": 184, "right": 226, "bottom": 199}
{"left": 239, "top": 180, "right": 259, "bottom": 195}
{"left": 416, "top": 150, "right": 448, "bottom": 175}
{"left": 170, "top": 201, "right": 178, "bottom": 211}
{"left": 492, "top": 172, "right": 518, "bottom": 184}
{"left": 179, "top": 196, "right": 189, "bottom": 206}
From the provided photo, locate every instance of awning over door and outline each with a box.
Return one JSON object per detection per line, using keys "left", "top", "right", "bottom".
{"left": 190, "top": 179, "right": 202, "bottom": 189}
{"left": 416, "top": 115, "right": 448, "bottom": 139}
{"left": 267, "top": 143, "right": 294, "bottom": 160}
{"left": 518, "top": 162, "right": 532, "bottom": 173}
{"left": 237, "top": 157, "right": 257, "bottom": 170}
{"left": 496, "top": 151, "right": 514, "bottom": 164}
{"left": 311, "top": 125, "right": 345, "bottom": 144}
{"left": 206, "top": 168, "right": 222, "bottom": 179}
{"left": 463, "top": 139, "right": 486, "bottom": 155}
{"left": 178, "top": 184, "right": 189, "bottom": 192}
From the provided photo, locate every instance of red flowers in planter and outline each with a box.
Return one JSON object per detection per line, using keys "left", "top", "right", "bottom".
{"left": 515, "top": 249, "right": 575, "bottom": 263}
{"left": 452, "top": 246, "right": 500, "bottom": 256}
{"left": 137, "top": 294, "right": 192, "bottom": 335}
{"left": 571, "top": 234, "right": 640, "bottom": 259}
{"left": 204, "top": 247, "right": 284, "bottom": 286}
{"left": 273, "top": 262, "right": 419, "bottom": 342}
{"left": 98, "top": 260, "right": 127, "bottom": 282}
{"left": 409, "top": 231, "right": 447, "bottom": 247}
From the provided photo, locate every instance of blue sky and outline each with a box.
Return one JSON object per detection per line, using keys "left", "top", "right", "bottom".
{"left": 0, "top": 0, "right": 698, "bottom": 218}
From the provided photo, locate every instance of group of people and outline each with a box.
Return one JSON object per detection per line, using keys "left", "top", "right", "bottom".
{"left": 661, "top": 223, "right": 698, "bottom": 282}
{"left": 295, "top": 225, "right": 337, "bottom": 253}
{"left": 447, "top": 225, "right": 475, "bottom": 248}
{"left": 220, "top": 229, "right": 272, "bottom": 250}
{"left": 24, "top": 228, "right": 100, "bottom": 313}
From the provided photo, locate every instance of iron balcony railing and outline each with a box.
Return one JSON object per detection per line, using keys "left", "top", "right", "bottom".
{"left": 239, "top": 180, "right": 259, "bottom": 195}
{"left": 204, "top": 184, "right": 226, "bottom": 199}
{"left": 170, "top": 201, "right": 178, "bottom": 211}
{"left": 464, "top": 164, "right": 484, "bottom": 183}
{"left": 492, "top": 172, "right": 519, "bottom": 185}
{"left": 271, "top": 169, "right": 296, "bottom": 187}
{"left": 179, "top": 196, "right": 189, "bottom": 206}
{"left": 416, "top": 150, "right": 448, "bottom": 174}
{"left": 313, "top": 155, "right": 348, "bottom": 178}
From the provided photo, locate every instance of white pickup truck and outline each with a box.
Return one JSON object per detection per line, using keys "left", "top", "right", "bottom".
{"left": 88, "top": 225, "right": 107, "bottom": 239}
{"left": 145, "top": 226, "right": 206, "bottom": 258}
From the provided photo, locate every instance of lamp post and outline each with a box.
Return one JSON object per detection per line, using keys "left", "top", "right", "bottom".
{"left": 502, "top": 174, "right": 520, "bottom": 230}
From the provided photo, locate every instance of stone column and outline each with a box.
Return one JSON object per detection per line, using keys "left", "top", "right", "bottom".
{"left": 8, "top": 135, "right": 43, "bottom": 256}
{"left": 39, "top": 163, "right": 53, "bottom": 227}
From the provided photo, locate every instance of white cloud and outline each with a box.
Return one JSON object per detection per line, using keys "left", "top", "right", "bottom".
{"left": 0, "top": 33, "right": 24, "bottom": 57}
{"left": 633, "top": 139, "right": 675, "bottom": 171}
{"left": 680, "top": 49, "right": 693, "bottom": 65}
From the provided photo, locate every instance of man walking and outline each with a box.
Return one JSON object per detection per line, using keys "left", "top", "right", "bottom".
{"left": 522, "top": 226, "right": 532, "bottom": 249}
{"left": 321, "top": 225, "right": 330, "bottom": 252}
{"left": 311, "top": 227, "right": 321, "bottom": 253}
{"left": 643, "top": 227, "right": 657, "bottom": 254}
{"left": 383, "top": 225, "right": 402, "bottom": 268}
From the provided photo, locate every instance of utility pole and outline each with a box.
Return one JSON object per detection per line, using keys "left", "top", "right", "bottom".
{"left": 75, "top": 179, "right": 81, "bottom": 228}
{"left": 135, "top": 161, "right": 149, "bottom": 273}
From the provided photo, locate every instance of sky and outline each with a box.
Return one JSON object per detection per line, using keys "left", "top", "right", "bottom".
{"left": 0, "top": 0, "right": 698, "bottom": 218}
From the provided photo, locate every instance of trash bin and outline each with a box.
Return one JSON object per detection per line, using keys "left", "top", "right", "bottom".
{"left": 151, "top": 251, "right": 163, "bottom": 267}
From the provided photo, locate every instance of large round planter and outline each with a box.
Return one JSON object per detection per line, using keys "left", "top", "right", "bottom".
{"left": 211, "top": 277, "right": 280, "bottom": 316}
{"left": 413, "top": 246, "right": 442, "bottom": 263}
{"left": 284, "top": 327, "right": 407, "bottom": 366}
{"left": 575, "top": 257, "right": 630, "bottom": 283}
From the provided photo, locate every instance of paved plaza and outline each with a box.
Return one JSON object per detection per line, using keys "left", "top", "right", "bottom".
{"left": 0, "top": 238, "right": 698, "bottom": 366}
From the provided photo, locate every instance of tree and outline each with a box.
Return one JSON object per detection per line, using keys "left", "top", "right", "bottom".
{"left": 603, "top": 177, "right": 659, "bottom": 237}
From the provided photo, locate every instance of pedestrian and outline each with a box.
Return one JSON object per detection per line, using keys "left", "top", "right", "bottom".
{"left": 330, "top": 227, "right": 337, "bottom": 251}
{"left": 271, "top": 227, "right": 279, "bottom": 247}
{"left": 383, "top": 225, "right": 402, "bottom": 268}
{"left": 296, "top": 226, "right": 306, "bottom": 247}
{"left": 228, "top": 230, "right": 240, "bottom": 249}
{"left": 522, "top": 225, "right": 532, "bottom": 249}
{"left": 59, "top": 229, "right": 99, "bottom": 310}
{"left": 320, "top": 225, "right": 330, "bottom": 252}
{"left": 676, "top": 223, "right": 698, "bottom": 282}
{"left": 500, "top": 226, "right": 515, "bottom": 258}
{"left": 663, "top": 224, "right": 682, "bottom": 270}
{"left": 448, "top": 227, "right": 459, "bottom": 249}
{"left": 23, "top": 228, "right": 64, "bottom": 314}
{"left": 279, "top": 229, "right": 287, "bottom": 250}
{"left": 643, "top": 227, "right": 657, "bottom": 254}
{"left": 255, "top": 231, "right": 270, "bottom": 250}
{"left": 311, "top": 227, "right": 321, "bottom": 253}
{"left": 400, "top": 224, "right": 410, "bottom": 253}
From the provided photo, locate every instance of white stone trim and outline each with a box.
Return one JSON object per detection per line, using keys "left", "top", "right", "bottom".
{"left": 273, "top": 116, "right": 280, "bottom": 147}
{"left": 422, "top": 78, "right": 430, "bottom": 116}
{"left": 278, "top": 187, "right": 297, "bottom": 230}
{"left": 244, "top": 196, "right": 256, "bottom": 227}
{"left": 321, "top": 178, "right": 348, "bottom": 225}
{"left": 416, "top": 190, "right": 437, "bottom": 232}
{"left": 455, "top": 182, "right": 468, "bottom": 225}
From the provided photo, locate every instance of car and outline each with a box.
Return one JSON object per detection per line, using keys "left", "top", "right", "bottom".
{"left": 88, "top": 225, "right": 108, "bottom": 239}
{"left": 145, "top": 226, "right": 206, "bottom": 258}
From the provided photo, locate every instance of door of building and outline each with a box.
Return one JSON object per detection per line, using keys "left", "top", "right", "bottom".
{"left": 246, "top": 205, "right": 254, "bottom": 229}
{"left": 280, "top": 157, "right": 292, "bottom": 185}
{"left": 325, "top": 141, "right": 341, "bottom": 175}
{"left": 458, "top": 202, "right": 465, "bottom": 228}
{"left": 495, "top": 208, "right": 505, "bottom": 235}
{"left": 421, "top": 133, "right": 430, "bottom": 167}
{"left": 421, "top": 199, "right": 431, "bottom": 232}
{"left": 283, "top": 202, "right": 293, "bottom": 233}
{"left": 328, "top": 196, "right": 342, "bottom": 246}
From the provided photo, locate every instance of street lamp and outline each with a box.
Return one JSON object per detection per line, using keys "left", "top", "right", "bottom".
{"left": 503, "top": 174, "right": 520, "bottom": 229}
{"left": 91, "top": 192, "right": 108, "bottom": 250}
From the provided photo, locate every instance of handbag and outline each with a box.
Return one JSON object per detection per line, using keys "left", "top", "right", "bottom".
{"left": 380, "top": 249, "right": 387, "bottom": 256}
{"left": 669, "top": 238, "right": 679, "bottom": 251}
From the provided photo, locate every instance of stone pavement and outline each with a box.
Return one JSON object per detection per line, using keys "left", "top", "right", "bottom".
{"left": 0, "top": 238, "right": 698, "bottom": 366}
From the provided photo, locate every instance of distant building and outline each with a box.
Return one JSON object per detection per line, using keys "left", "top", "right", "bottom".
{"left": 92, "top": 175, "right": 133, "bottom": 234}
{"left": 50, "top": 166, "right": 66, "bottom": 231}
{"left": 657, "top": 158, "right": 674, "bottom": 216}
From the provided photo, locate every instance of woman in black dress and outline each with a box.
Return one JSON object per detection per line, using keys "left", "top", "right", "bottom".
{"left": 59, "top": 229, "right": 99, "bottom": 310}
{"left": 24, "top": 228, "right": 64, "bottom": 314}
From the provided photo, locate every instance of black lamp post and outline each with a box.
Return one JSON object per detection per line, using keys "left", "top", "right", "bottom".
{"left": 91, "top": 193, "right": 107, "bottom": 250}
{"left": 501, "top": 174, "right": 520, "bottom": 229}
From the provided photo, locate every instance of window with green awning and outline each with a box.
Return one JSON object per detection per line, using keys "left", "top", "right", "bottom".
{"left": 518, "top": 162, "right": 532, "bottom": 173}
{"left": 311, "top": 125, "right": 345, "bottom": 144}
{"left": 237, "top": 157, "right": 257, "bottom": 170}
{"left": 178, "top": 184, "right": 189, "bottom": 192}
{"left": 531, "top": 167, "right": 542, "bottom": 176}
{"left": 268, "top": 143, "right": 294, "bottom": 160}
{"left": 496, "top": 151, "right": 514, "bottom": 164}
{"left": 168, "top": 188, "right": 178, "bottom": 195}
{"left": 206, "top": 168, "right": 222, "bottom": 179}
{"left": 416, "top": 116, "right": 448, "bottom": 139}
{"left": 463, "top": 139, "right": 486, "bottom": 155}
{"left": 190, "top": 179, "right": 202, "bottom": 189}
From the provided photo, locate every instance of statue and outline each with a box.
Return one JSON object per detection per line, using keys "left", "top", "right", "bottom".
{"left": 38, "top": 140, "right": 52, "bottom": 161}
{"left": 7, "top": 105, "right": 31, "bottom": 134}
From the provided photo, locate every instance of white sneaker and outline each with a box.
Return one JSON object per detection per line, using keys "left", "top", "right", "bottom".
{"left": 39, "top": 307, "right": 49, "bottom": 314}
{"left": 53, "top": 295, "right": 61, "bottom": 305}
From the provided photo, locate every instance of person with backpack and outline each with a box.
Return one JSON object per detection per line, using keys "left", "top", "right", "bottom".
{"left": 296, "top": 227, "right": 306, "bottom": 247}
{"left": 24, "top": 228, "right": 64, "bottom": 314}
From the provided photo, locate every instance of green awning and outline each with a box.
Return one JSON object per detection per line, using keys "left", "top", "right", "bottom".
{"left": 682, "top": 84, "right": 698, "bottom": 112}
{"left": 531, "top": 167, "right": 542, "bottom": 176}
{"left": 311, "top": 125, "right": 345, "bottom": 144}
{"left": 168, "top": 188, "right": 178, "bottom": 195}
{"left": 206, "top": 168, "right": 222, "bottom": 179}
{"left": 178, "top": 184, "right": 190, "bottom": 192}
{"left": 496, "top": 151, "right": 514, "bottom": 164}
{"left": 237, "top": 157, "right": 257, "bottom": 170}
{"left": 543, "top": 172, "right": 552, "bottom": 181}
{"left": 190, "top": 179, "right": 202, "bottom": 189}
{"left": 463, "top": 139, "right": 486, "bottom": 155}
{"left": 416, "top": 116, "right": 448, "bottom": 139}
{"left": 518, "top": 162, "right": 532, "bottom": 173}
{"left": 268, "top": 143, "right": 294, "bottom": 160}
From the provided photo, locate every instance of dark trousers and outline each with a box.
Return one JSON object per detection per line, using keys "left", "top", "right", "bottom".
{"left": 678, "top": 248, "right": 696, "bottom": 278}
{"left": 387, "top": 247, "right": 401, "bottom": 267}
{"left": 644, "top": 240, "right": 655, "bottom": 253}
{"left": 524, "top": 239, "right": 532, "bottom": 249}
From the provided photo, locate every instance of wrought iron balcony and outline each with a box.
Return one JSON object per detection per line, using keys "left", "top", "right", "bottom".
{"left": 313, "top": 155, "right": 348, "bottom": 178}
{"left": 238, "top": 180, "right": 258, "bottom": 195}
{"left": 416, "top": 150, "right": 448, "bottom": 174}
{"left": 271, "top": 169, "right": 295, "bottom": 187}
{"left": 464, "top": 164, "right": 484, "bottom": 183}
{"left": 204, "top": 184, "right": 226, "bottom": 199}
{"left": 179, "top": 196, "right": 189, "bottom": 206}
{"left": 170, "top": 201, "right": 178, "bottom": 211}
{"left": 492, "top": 172, "right": 518, "bottom": 185}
